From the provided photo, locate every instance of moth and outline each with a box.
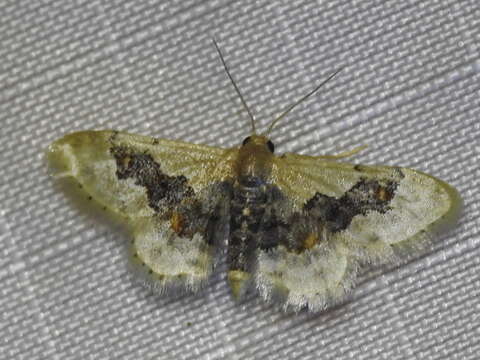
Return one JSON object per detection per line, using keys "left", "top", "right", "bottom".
{"left": 48, "top": 41, "right": 461, "bottom": 312}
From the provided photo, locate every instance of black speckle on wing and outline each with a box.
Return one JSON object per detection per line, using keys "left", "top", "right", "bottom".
{"left": 111, "top": 145, "right": 194, "bottom": 211}
{"left": 304, "top": 177, "right": 399, "bottom": 232}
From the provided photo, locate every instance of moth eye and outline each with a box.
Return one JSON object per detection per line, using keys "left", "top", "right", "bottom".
{"left": 242, "top": 136, "right": 251, "bottom": 146}
{"left": 266, "top": 140, "right": 275, "bottom": 153}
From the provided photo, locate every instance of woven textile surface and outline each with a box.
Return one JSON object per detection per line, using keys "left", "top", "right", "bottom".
{"left": 1, "top": 1, "right": 479, "bottom": 359}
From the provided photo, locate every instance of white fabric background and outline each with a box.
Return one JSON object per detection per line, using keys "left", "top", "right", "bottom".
{"left": 1, "top": 0, "right": 479, "bottom": 359}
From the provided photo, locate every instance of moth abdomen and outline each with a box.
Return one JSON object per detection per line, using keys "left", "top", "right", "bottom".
{"left": 229, "top": 176, "right": 269, "bottom": 270}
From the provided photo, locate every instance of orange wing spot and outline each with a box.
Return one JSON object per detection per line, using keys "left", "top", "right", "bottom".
{"left": 170, "top": 212, "right": 184, "bottom": 234}
{"left": 376, "top": 186, "right": 393, "bottom": 201}
{"left": 303, "top": 233, "right": 319, "bottom": 250}
{"left": 121, "top": 155, "right": 132, "bottom": 168}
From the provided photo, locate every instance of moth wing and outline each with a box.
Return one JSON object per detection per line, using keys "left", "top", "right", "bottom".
{"left": 255, "top": 153, "right": 461, "bottom": 311}
{"left": 48, "top": 130, "right": 234, "bottom": 292}
{"left": 274, "top": 153, "right": 462, "bottom": 248}
{"left": 48, "top": 130, "right": 235, "bottom": 217}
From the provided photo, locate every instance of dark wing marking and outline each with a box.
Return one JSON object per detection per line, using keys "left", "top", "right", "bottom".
{"left": 48, "top": 130, "right": 233, "bottom": 292}
{"left": 254, "top": 158, "right": 460, "bottom": 311}
{"left": 303, "top": 177, "right": 399, "bottom": 233}
{"left": 111, "top": 145, "right": 195, "bottom": 212}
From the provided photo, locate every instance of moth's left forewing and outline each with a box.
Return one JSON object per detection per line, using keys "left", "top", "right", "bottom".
{"left": 347, "top": 167, "right": 462, "bottom": 257}
{"left": 256, "top": 153, "right": 461, "bottom": 311}
{"left": 275, "top": 153, "right": 461, "bottom": 244}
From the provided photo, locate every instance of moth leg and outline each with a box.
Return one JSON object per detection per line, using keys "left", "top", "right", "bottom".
{"left": 316, "top": 145, "right": 368, "bottom": 159}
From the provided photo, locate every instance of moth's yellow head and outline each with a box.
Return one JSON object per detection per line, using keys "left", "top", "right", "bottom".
{"left": 241, "top": 134, "right": 275, "bottom": 153}
{"left": 235, "top": 134, "right": 275, "bottom": 179}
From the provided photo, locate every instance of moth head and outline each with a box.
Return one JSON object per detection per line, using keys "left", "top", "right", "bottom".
{"left": 242, "top": 135, "right": 274, "bottom": 153}
{"left": 236, "top": 134, "right": 275, "bottom": 178}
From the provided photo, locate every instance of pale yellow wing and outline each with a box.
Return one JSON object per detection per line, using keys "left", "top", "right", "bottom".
{"left": 48, "top": 130, "right": 235, "bottom": 292}
{"left": 48, "top": 130, "right": 235, "bottom": 218}
{"left": 273, "top": 152, "right": 461, "bottom": 242}
{"left": 255, "top": 152, "right": 461, "bottom": 311}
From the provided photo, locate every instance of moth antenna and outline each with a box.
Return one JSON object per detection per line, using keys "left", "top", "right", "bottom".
{"left": 213, "top": 39, "right": 256, "bottom": 134}
{"left": 265, "top": 68, "right": 343, "bottom": 137}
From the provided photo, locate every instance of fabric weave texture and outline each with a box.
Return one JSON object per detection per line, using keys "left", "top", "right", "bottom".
{"left": 1, "top": 1, "right": 479, "bottom": 359}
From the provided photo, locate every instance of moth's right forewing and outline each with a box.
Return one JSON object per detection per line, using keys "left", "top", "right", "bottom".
{"left": 48, "top": 130, "right": 234, "bottom": 218}
{"left": 48, "top": 130, "right": 235, "bottom": 293}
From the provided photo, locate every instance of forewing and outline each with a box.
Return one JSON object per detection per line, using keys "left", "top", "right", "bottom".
{"left": 255, "top": 153, "right": 461, "bottom": 311}
{"left": 274, "top": 153, "right": 461, "bottom": 247}
{"left": 48, "top": 130, "right": 233, "bottom": 291}
{"left": 48, "top": 130, "right": 234, "bottom": 217}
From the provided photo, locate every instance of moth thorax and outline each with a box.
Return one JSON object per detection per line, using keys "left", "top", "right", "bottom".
{"left": 235, "top": 144, "right": 274, "bottom": 180}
